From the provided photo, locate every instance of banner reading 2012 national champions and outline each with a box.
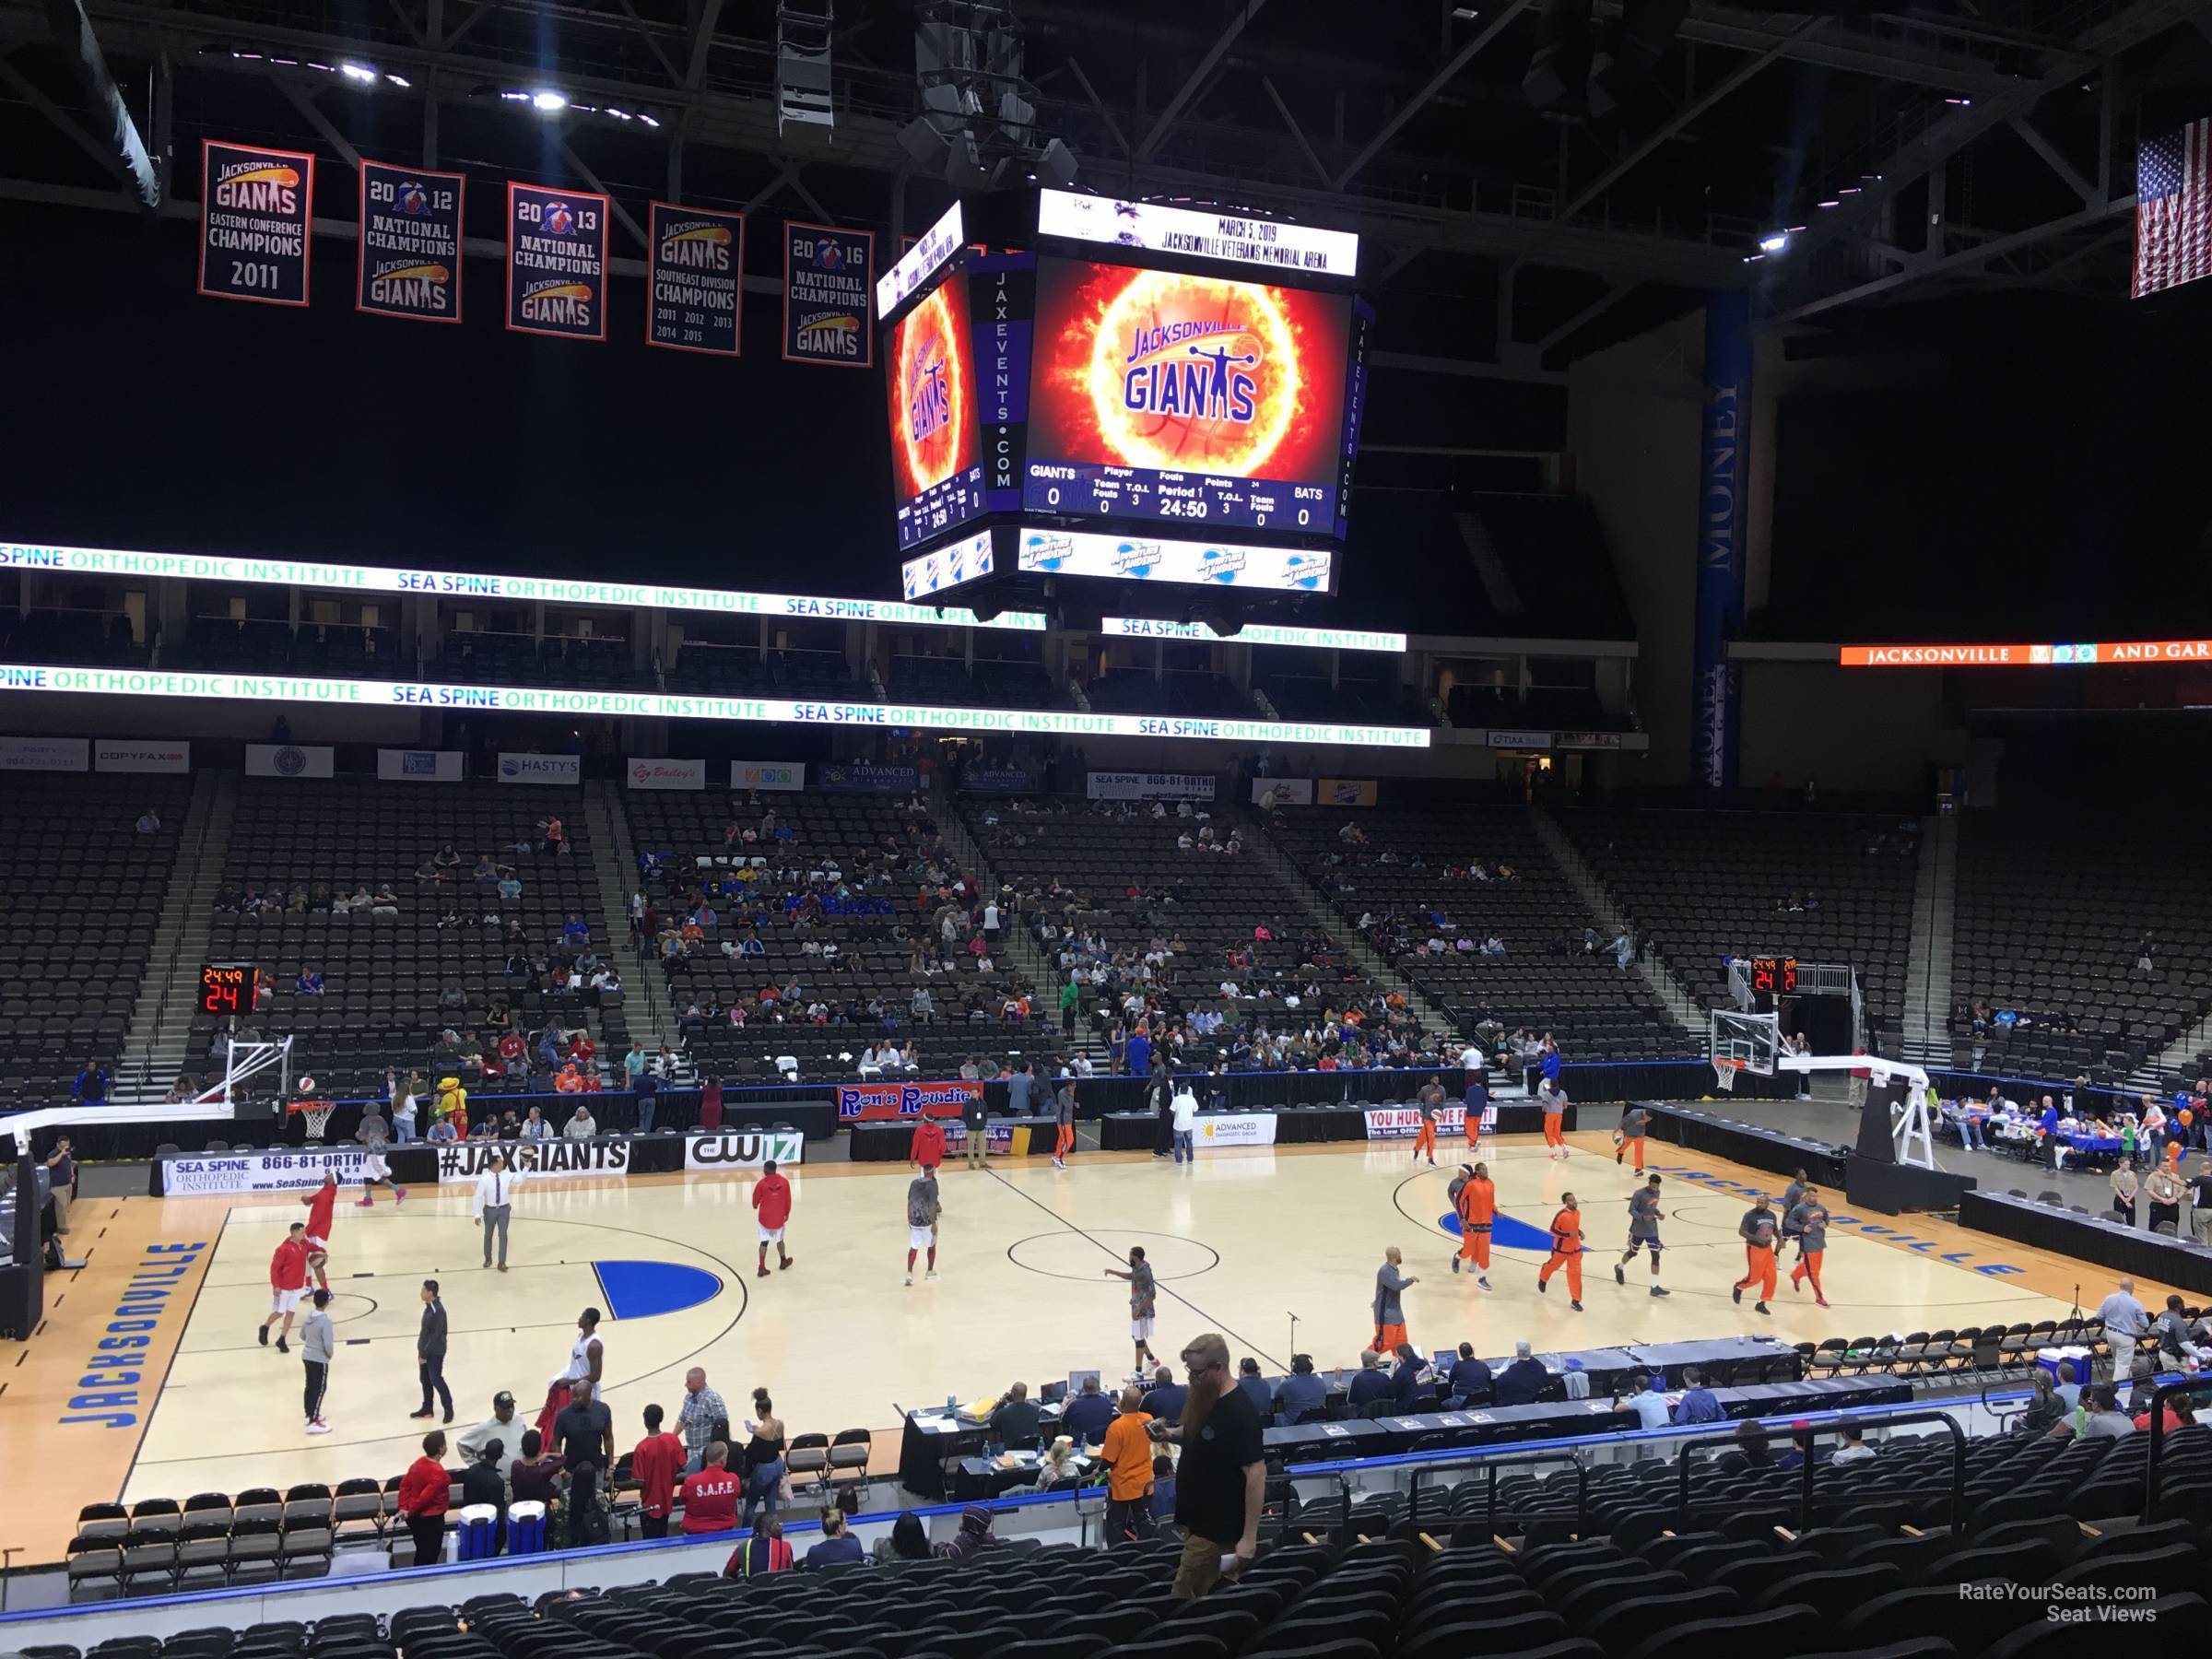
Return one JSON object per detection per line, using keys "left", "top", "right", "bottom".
{"left": 359, "top": 160, "right": 465, "bottom": 323}
{"left": 782, "top": 222, "right": 873, "bottom": 367}
{"left": 199, "top": 139, "right": 314, "bottom": 307}
{"left": 507, "top": 182, "right": 608, "bottom": 342}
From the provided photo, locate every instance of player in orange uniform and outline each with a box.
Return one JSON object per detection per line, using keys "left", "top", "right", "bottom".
{"left": 1412, "top": 1077, "right": 1443, "bottom": 1166}
{"left": 300, "top": 1169, "right": 339, "bottom": 1291}
{"left": 1536, "top": 1193, "right": 1584, "bottom": 1310}
{"left": 1787, "top": 1186, "right": 1831, "bottom": 1308}
{"left": 1537, "top": 1079, "right": 1569, "bottom": 1159}
{"left": 1733, "top": 1196, "right": 1779, "bottom": 1314}
{"left": 1451, "top": 1162, "right": 1494, "bottom": 1290}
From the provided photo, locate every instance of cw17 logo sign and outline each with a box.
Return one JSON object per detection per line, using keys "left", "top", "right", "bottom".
{"left": 684, "top": 1131, "right": 804, "bottom": 1170}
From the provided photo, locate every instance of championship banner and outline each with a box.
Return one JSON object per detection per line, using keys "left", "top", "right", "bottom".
{"left": 1316, "top": 778, "right": 1378, "bottom": 807}
{"left": 1252, "top": 779, "right": 1313, "bottom": 806}
{"left": 433, "top": 1138, "right": 631, "bottom": 1182}
{"left": 627, "top": 757, "right": 705, "bottom": 791}
{"left": 498, "top": 751, "right": 581, "bottom": 785}
{"left": 97, "top": 740, "right": 190, "bottom": 773}
{"left": 835, "top": 1079, "right": 982, "bottom": 1122}
{"left": 358, "top": 160, "right": 465, "bottom": 324}
{"left": 0, "top": 735, "right": 88, "bottom": 771}
{"left": 376, "top": 747, "right": 465, "bottom": 782}
{"left": 683, "top": 1130, "right": 805, "bottom": 1170}
{"left": 818, "top": 762, "right": 916, "bottom": 794}
{"left": 1086, "top": 771, "right": 1218, "bottom": 802}
{"left": 783, "top": 222, "right": 874, "bottom": 367}
{"left": 1194, "top": 1112, "right": 1277, "bottom": 1147}
{"left": 1365, "top": 1105, "right": 1488, "bottom": 1140}
{"left": 199, "top": 140, "right": 313, "bottom": 307}
{"left": 731, "top": 760, "right": 805, "bottom": 791}
{"left": 648, "top": 202, "right": 744, "bottom": 356}
{"left": 157, "top": 1147, "right": 366, "bottom": 1196}
{"left": 245, "top": 743, "right": 335, "bottom": 779}
{"left": 507, "top": 182, "right": 608, "bottom": 341}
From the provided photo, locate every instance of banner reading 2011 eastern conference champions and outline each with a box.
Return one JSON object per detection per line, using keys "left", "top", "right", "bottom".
{"left": 782, "top": 221, "right": 873, "bottom": 367}
{"left": 506, "top": 182, "right": 608, "bottom": 342}
{"left": 359, "top": 160, "right": 465, "bottom": 324}
{"left": 198, "top": 139, "right": 314, "bottom": 307}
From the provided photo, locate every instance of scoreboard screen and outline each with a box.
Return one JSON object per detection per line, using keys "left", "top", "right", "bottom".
{"left": 1021, "top": 258, "right": 1351, "bottom": 536}
{"left": 886, "top": 270, "right": 986, "bottom": 553}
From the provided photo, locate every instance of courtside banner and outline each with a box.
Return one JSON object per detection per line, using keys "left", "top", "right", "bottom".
{"left": 498, "top": 751, "right": 582, "bottom": 785}
{"left": 1365, "top": 1105, "right": 1482, "bottom": 1140}
{"left": 835, "top": 1079, "right": 982, "bottom": 1122}
{"left": 0, "top": 735, "right": 88, "bottom": 771}
{"left": 158, "top": 1147, "right": 366, "bottom": 1196}
{"left": 376, "top": 747, "right": 465, "bottom": 782}
{"left": 199, "top": 139, "right": 313, "bottom": 307}
{"left": 433, "top": 1138, "right": 631, "bottom": 1183}
{"left": 0, "top": 665, "right": 1434, "bottom": 750}
{"left": 1194, "top": 1112, "right": 1277, "bottom": 1147}
{"left": 627, "top": 757, "right": 705, "bottom": 790}
{"left": 731, "top": 760, "right": 805, "bottom": 791}
{"left": 97, "top": 739, "right": 190, "bottom": 773}
{"left": 245, "top": 743, "right": 335, "bottom": 778}
{"left": 1087, "top": 771, "right": 1218, "bottom": 801}
{"left": 648, "top": 202, "right": 744, "bottom": 356}
{"left": 683, "top": 1130, "right": 805, "bottom": 1170}
{"left": 783, "top": 222, "right": 874, "bottom": 367}
{"left": 507, "top": 182, "right": 608, "bottom": 341}
{"left": 359, "top": 160, "right": 465, "bottom": 324}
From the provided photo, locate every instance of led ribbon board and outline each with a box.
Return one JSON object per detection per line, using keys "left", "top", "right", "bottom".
{"left": 0, "top": 541, "right": 1046, "bottom": 633}
{"left": 1036, "top": 190, "right": 1359, "bottom": 278}
{"left": 875, "top": 200, "right": 966, "bottom": 319}
{"left": 1017, "top": 529, "right": 1332, "bottom": 593}
{"left": 1100, "top": 618, "right": 1406, "bottom": 653}
{"left": 0, "top": 665, "right": 1433, "bottom": 750}
{"left": 1840, "top": 641, "right": 2212, "bottom": 667}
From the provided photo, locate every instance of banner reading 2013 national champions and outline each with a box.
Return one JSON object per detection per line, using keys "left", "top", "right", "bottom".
{"left": 199, "top": 140, "right": 314, "bottom": 307}
{"left": 359, "top": 160, "right": 465, "bottom": 323}
{"left": 507, "top": 182, "right": 608, "bottom": 342}
{"left": 782, "top": 222, "right": 873, "bottom": 367}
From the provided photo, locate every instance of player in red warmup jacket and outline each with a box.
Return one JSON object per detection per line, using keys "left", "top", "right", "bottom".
{"left": 300, "top": 1170, "right": 339, "bottom": 1291}
{"left": 260, "top": 1223, "right": 311, "bottom": 1353}
{"left": 750, "top": 1160, "right": 794, "bottom": 1278}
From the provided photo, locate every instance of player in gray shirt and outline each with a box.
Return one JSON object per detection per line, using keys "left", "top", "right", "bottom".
{"left": 1614, "top": 1174, "right": 1669, "bottom": 1297}
{"left": 905, "top": 1171, "right": 941, "bottom": 1286}
{"left": 1371, "top": 1247, "right": 1418, "bottom": 1348}
{"left": 1786, "top": 1188, "right": 1831, "bottom": 1306}
{"left": 299, "top": 1288, "right": 335, "bottom": 1434}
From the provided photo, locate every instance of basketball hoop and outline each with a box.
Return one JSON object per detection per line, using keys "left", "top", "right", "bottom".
{"left": 1712, "top": 1057, "right": 1745, "bottom": 1094}
{"left": 288, "top": 1099, "right": 337, "bottom": 1142}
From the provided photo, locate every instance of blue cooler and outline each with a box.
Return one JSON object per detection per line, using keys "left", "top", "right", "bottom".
{"left": 507, "top": 1500, "right": 547, "bottom": 1555}
{"left": 454, "top": 1503, "right": 500, "bottom": 1560}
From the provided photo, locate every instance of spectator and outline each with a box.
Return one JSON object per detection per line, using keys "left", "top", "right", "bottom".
{"left": 1715, "top": 1420, "right": 1775, "bottom": 1475}
{"left": 803, "top": 1507, "right": 865, "bottom": 1569}
{"left": 561, "top": 912, "right": 590, "bottom": 945}
{"left": 1830, "top": 1425, "right": 1876, "bottom": 1464}
{"left": 135, "top": 806, "right": 161, "bottom": 834}
{"left": 1278, "top": 1353, "right": 1329, "bottom": 1422}
{"left": 1494, "top": 1341, "right": 1549, "bottom": 1406}
{"left": 1005, "top": 1435, "right": 1078, "bottom": 1495}
{"left": 518, "top": 1106, "right": 551, "bottom": 1142}
{"left": 1390, "top": 1343, "right": 1430, "bottom": 1409}
{"left": 41, "top": 1136, "right": 75, "bottom": 1235}
{"left": 1345, "top": 1350, "right": 1392, "bottom": 1412}
{"left": 1618, "top": 1371, "right": 1671, "bottom": 1430}
{"left": 933, "top": 1503, "right": 997, "bottom": 1560}
{"left": 677, "top": 1441, "right": 741, "bottom": 1533}
{"left": 1445, "top": 1343, "right": 1492, "bottom": 1406}
{"left": 564, "top": 1103, "right": 598, "bottom": 1139}
{"left": 1236, "top": 1357, "right": 1275, "bottom": 1418}
{"left": 723, "top": 1516, "right": 793, "bottom": 1577}
{"left": 1060, "top": 1373, "right": 1115, "bottom": 1447}
{"left": 2015, "top": 1371, "right": 2065, "bottom": 1436}
{"left": 459, "top": 1442, "right": 508, "bottom": 1550}
{"left": 458, "top": 1391, "right": 521, "bottom": 1462}
{"left": 677, "top": 1367, "right": 729, "bottom": 1474}
{"left": 395, "top": 1430, "right": 452, "bottom": 1565}
{"left": 564, "top": 1460, "right": 610, "bottom": 1547}
{"left": 553, "top": 1378, "right": 614, "bottom": 1471}
{"left": 632, "top": 1404, "right": 685, "bottom": 1538}
{"left": 741, "top": 1390, "right": 787, "bottom": 1528}
{"left": 1141, "top": 1365, "right": 1189, "bottom": 1422}
{"left": 1674, "top": 1367, "right": 1724, "bottom": 1425}
{"left": 73, "top": 1060, "right": 110, "bottom": 1106}
{"left": 2064, "top": 1383, "right": 2136, "bottom": 1440}
{"left": 1100, "top": 1387, "right": 1157, "bottom": 1543}
{"left": 986, "top": 1380, "right": 1042, "bottom": 1446}
{"left": 1150, "top": 1331, "right": 1265, "bottom": 1598}
{"left": 876, "top": 1511, "right": 931, "bottom": 1564}
{"left": 2053, "top": 1359, "right": 2082, "bottom": 1412}
{"left": 509, "top": 1428, "right": 562, "bottom": 1511}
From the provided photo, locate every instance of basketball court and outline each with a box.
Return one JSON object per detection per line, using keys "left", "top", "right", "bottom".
{"left": 3, "top": 1126, "right": 2164, "bottom": 1562}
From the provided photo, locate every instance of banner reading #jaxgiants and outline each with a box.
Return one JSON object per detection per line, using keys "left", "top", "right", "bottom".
{"left": 358, "top": 159, "right": 465, "bottom": 324}
{"left": 648, "top": 202, "right": 744, "bottom": 357}
{"left": 782, "top": 222, "right": 874, "bottom": 368}
{"left": 507, "top": 182, "right": 608, "bottom": 342}
{"left": 198, "top": 140, "right": 314, "bottom": 307}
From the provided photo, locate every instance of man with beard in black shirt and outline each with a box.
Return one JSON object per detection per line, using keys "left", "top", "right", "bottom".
{"left": 1147, "top": 1331, "right": 1265, "bottom": 1597}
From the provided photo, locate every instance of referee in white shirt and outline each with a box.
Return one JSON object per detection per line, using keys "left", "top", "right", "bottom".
{"left": 472, "top": 1152, "right": 524, "bottom": 1272}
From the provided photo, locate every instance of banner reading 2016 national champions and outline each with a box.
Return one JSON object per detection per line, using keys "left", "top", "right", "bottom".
{"left": 783, "top": 222, "right": 873, "bottom": 367}
{"left": 359, "top": 160, "right": 465, "bottom": 324}
{"left": 199, "top": 140, "right": 314, "bottom": 307}
{"left": 507, "top": 182, "right": 608, "bottom": 342}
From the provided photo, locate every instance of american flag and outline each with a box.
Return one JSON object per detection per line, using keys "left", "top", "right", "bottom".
{"left": 2134, "top": 118, "right": 2212, "bottom": 299}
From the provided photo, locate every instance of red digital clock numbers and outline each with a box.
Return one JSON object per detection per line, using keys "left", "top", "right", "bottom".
{"left": 1750, "top": 956, "right": 1799, "bottom": 995}
{"left": 200, "top": 962, "right": 253, "bottom": 1017}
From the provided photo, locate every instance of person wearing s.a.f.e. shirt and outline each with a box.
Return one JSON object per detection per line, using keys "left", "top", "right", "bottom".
{"left": 678, "top": 1441, "right": 741, "bottom": 1534}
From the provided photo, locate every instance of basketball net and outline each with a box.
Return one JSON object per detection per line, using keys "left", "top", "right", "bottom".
{"left": 288, "top": 1100, "right": 337, "bottom": 1140}
{"left": 1712, "top": 1057, "right": 1744, "bottom": 1094}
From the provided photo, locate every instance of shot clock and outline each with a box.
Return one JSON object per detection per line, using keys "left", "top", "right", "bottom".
{"left": 199, "top": 961, "right": 255, "bottom": 1017}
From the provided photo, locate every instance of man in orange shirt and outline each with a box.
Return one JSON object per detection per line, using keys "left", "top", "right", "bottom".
{"left": 632, "top": 1403, "right": 686, "bottom": 1538}
{"left": 1536, "top": 1193, "right": 1584, "bottom": 1310}
{"left": 1100, "top": 1387, "right": 1157, "bottom": 1542}
{"left": 1452, "top": 1162, "right": 1494, "bottom": 1291}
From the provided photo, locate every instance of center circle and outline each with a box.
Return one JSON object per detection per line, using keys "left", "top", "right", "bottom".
{"left": 1006, "top": 1229, "right": 1220, "bottom": 1284}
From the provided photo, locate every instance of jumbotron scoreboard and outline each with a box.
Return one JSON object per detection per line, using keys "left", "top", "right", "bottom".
{"left": 878, "top": 190, "right": 1369, "bottom": 618}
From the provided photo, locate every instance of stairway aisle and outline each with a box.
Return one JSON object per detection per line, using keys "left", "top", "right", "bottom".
{"left": 114, "top": 770, "right": 237, "bottom": 1104}
{"left": 1901, "top": 812, "right": 1957, "bottom": 1065}
{"left": 582, "top": 780, "right": 671, "bottom": 1069}
{"left": 1529, "top": 806, "right": 1708, "bottom": 1038}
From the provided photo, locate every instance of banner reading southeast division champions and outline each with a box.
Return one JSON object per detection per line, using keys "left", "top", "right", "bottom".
{"left": 507, "top": 182, "right": 608, "bottom": 342}
{"left": 358, "top": 160, "right": 465, "bottom": 324}
{"left": 199, "top": 140, "right": 314, "bottom": 307}
{"left": 783, "top": 222, "right": 874, "bottom": 368}
{"left": 648, "top": 202, "right": 744, "bottom": 357}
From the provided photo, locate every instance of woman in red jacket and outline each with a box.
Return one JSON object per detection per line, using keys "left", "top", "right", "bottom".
{"left": 396, "top": 1430, "right": 452, "bottom": 1567}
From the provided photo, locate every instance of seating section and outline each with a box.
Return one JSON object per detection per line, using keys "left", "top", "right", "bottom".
{"left": 1560, "top": 811, "right": 1919, "bottom": 1044}
{"left": 0, "top": 606, "right": 147, "bottom": 666}
{"left": 1952, "top": 816, "right": 2212, "bottom": 1081}
{"left": 1266, "top": 806, "right": 1696, "bottom": 1062}
{"left": 1444, "top": 683, "right": 1630, "bottom": 734}
{"left": 668, "top": 645, "right": 858, "bottom": 700}
{"left": 624, "top": 790, "right": 1051, "bottom": 1083}
{"left": 1087, "top": 668, "right": 1253, "bottom": 718}
{"left": 0, "top": 776, "right": 191, "bottom": 1110}
{"left": 887, "top": 654, "right": 1059, "bottom": 710}
{"left": 1256, "top": 672, "right": 1434, "bottom": 728}
{"left": 178, "top": 618, "right": 402, "bottom": 678}
{"left": 436, "top": 633, "right": 649, "bottom": 691}
{"left": 197, "top": 782, "right": 622, "bottom": 1100}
